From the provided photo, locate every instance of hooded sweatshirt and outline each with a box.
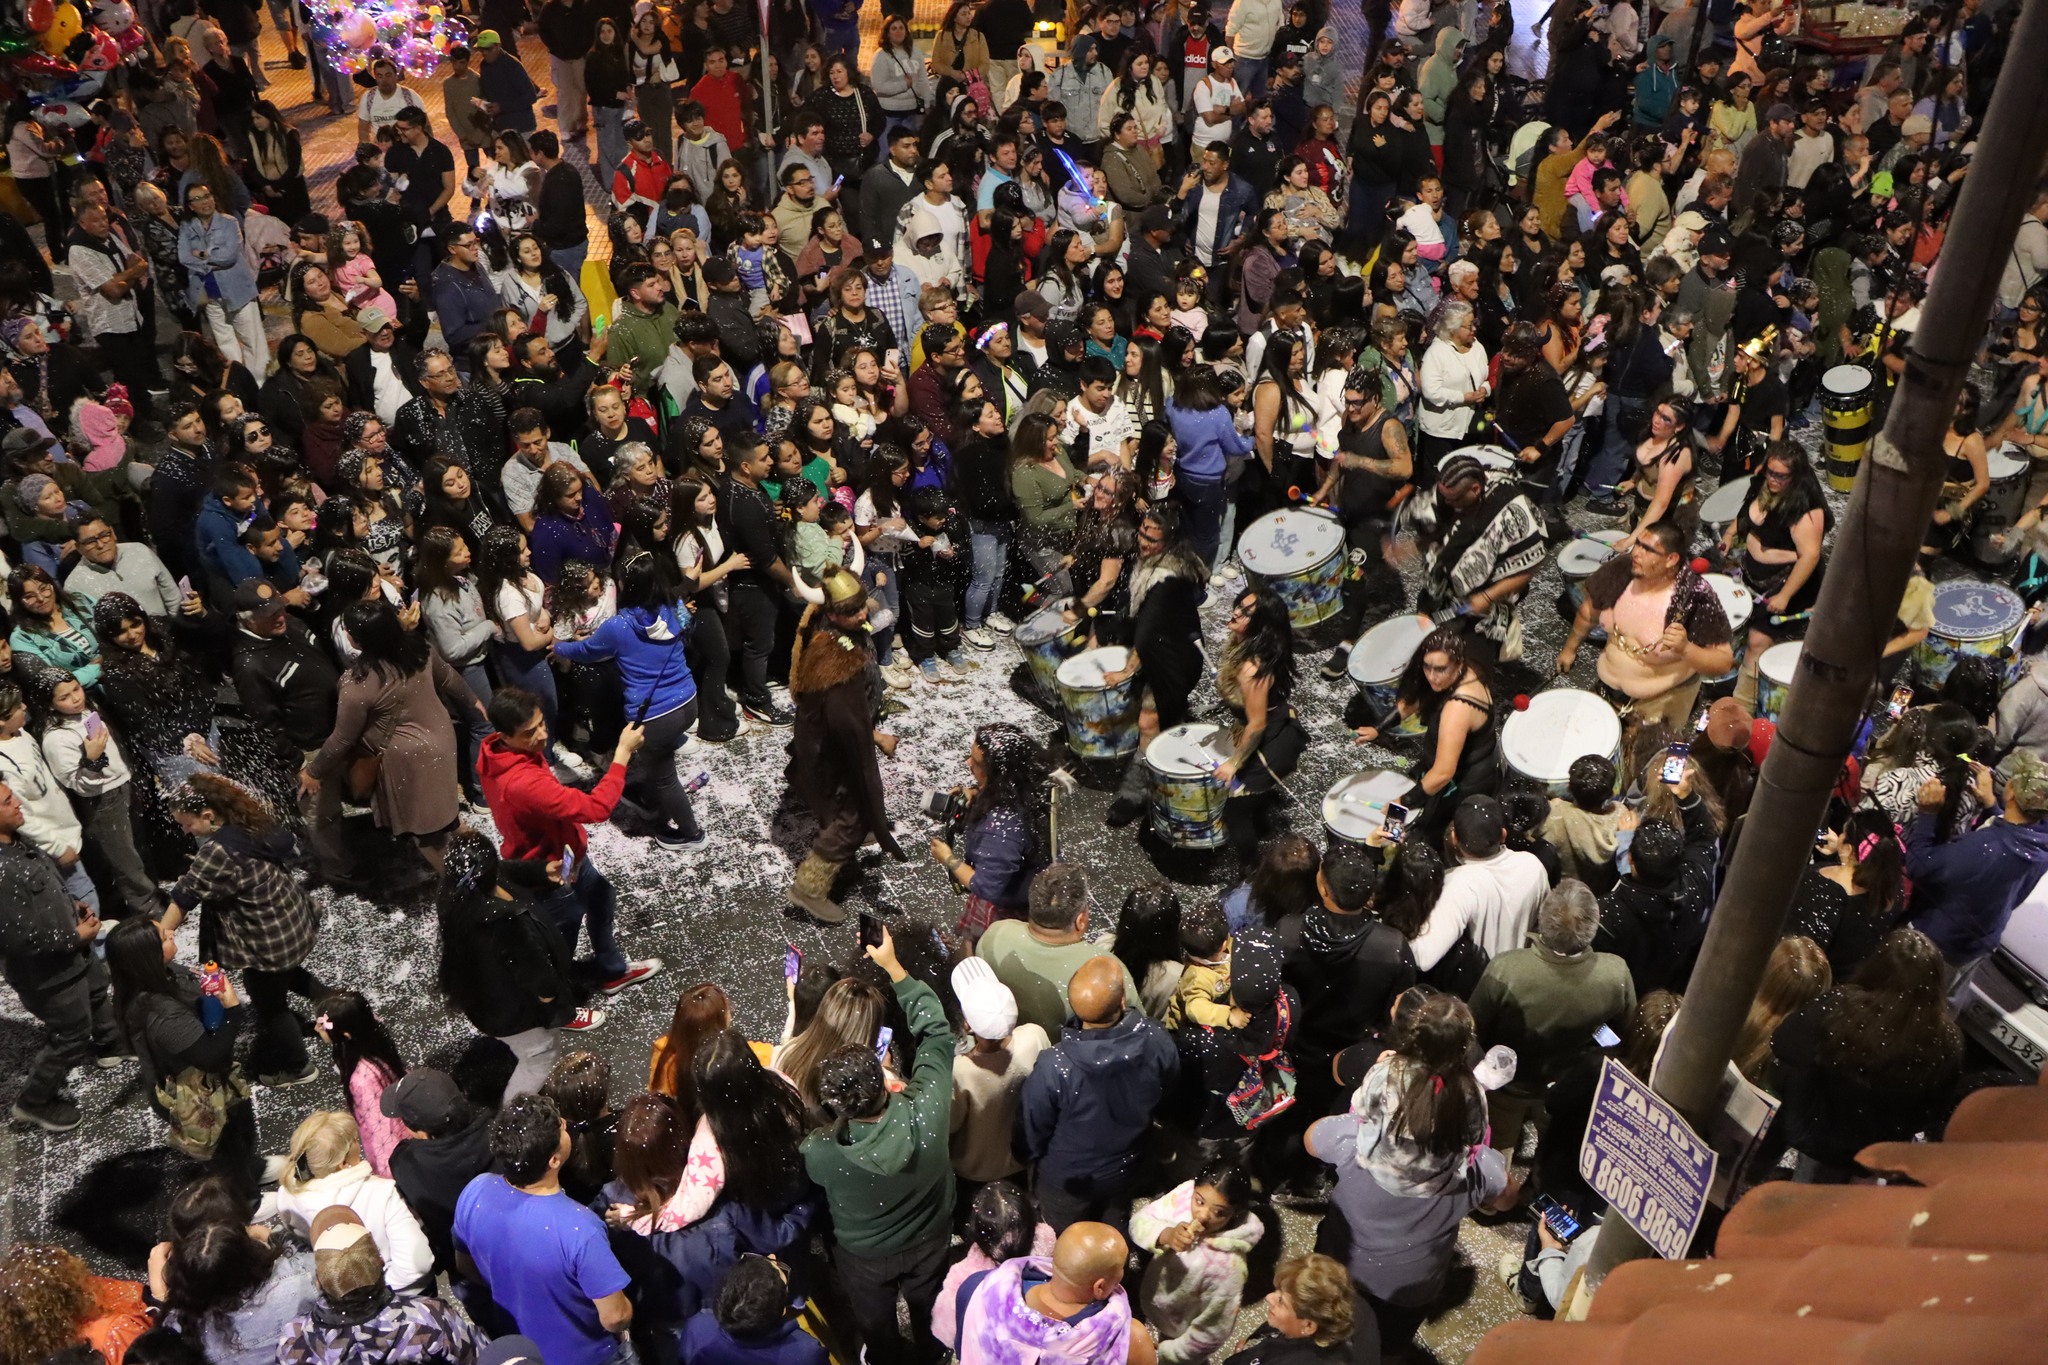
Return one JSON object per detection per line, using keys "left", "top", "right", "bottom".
{"left": 1130, "top": 1183, "right": 1266, "bottom": 1365}
{"left": 1418, "top": 29, "right": 1467, "bottom": 148}
{"left": 268, "top": 1162, "right": 435, "bottom": 1290}
{"left": 74, "top": 398, "right": 126, "bottom": 472}
{"left": 476, "top": 734, "right": 629, "bottom": 861}
{"left": 800, "top": 974, "right": 957, "bottom": 1256}
{"left": 1275, "top": 905, "right": 1416, "bottom": 1058}
{"left": 1016, "top": 1007, "right": 1180, "bottom": 1190}
{"left": 553, "top": 603, "right": 698, "bottom": 721}
{"left": 957, "top": 1257, "right": 1134, "bottom": 1365}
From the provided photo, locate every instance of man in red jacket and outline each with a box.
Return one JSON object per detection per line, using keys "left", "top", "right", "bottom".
{"left": 477, "top": 686, "right": 664, "bottom": 995}
{"left": 612, "top": 120, "right": 673, "bottom": 218}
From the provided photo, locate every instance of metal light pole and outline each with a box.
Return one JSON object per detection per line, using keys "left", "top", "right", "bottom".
{"left": 1580, "top": 0, "right": 2048, "bottom": 1292}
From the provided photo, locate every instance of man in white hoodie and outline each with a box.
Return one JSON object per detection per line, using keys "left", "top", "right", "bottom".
{"left": 1409, "top": 796, "right": 1549, "bottom": 974}
{"left": 0, "top": 681, "right": 102, "bottom": 914}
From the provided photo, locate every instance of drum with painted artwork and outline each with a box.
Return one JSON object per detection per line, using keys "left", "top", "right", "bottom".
{"left": 1015, "top": 596, "right": 1084, "bottom": 697}
{"left": 1757, "top": 640, "right": 1804, "bottom": 722}
{"left": 1700, "top": 573, "right": 1754, "bottom": 697}
{"left": 1912, "top": 580, "right": 2026, "bottom": 687}
{"left": 1237, "top": 508, "right": 1346, "bottom": 628}
{"left": 1145, "top": 723, "right": 1233, "bottom": 849}
{"left": 1056, "top": 646, "right": 1141, "bottom": 759}
{"left": 1971, "top": 446, "right": 2030, "bottom": 567}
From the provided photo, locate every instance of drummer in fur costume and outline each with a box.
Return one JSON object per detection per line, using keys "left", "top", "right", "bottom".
{"left": 1105, "top": 504, "right": 1213, "bottom": 829}
{"left": 1401, "top": 454, "right": 1549, "bottom": 664}
{"left": 786, "top": 565, "right": 904, "bottom": 926}
{"left": 1556, "top": 521, "right": 1734, "bottom": 733}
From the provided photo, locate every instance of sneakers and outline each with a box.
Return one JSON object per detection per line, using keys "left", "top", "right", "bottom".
{"left": 1320, "top": 645, "right": 1354, "bottom": 681}
{"left": 919, "top": 657, "right": 943, "bottom": 682}
{"left": 258, "top": 1062, "right": 321, "bottom": 1089}
{"left": 944, "top": 650, "right": 978, "bottom": 675}
{"left": 601, "top": 959, "right": 665, "bottom": 994}
{"left": 677, "top": 732, "right": 703, "bottom": 755}
{"left": 879, "top": 661, "right": 915, "bottom": 691}
{"left": 11, "top": 1096, "right": 81, "bottom": 1131}
{"left": 741, "top": 695, "right": 796, "bottom": 727}
{"left": 261, "top": 1154, "right": 290, "bottom": 1186}
{"left": 964, "top": 626, "right": 998, "bottom": 650}
{"left": 1584, "top": 496, "right": 1628, "bottom": 517}
{"left": 553, "top": 743, "right": 596, "bottom": 778}
{"left": 986, "top": 613, "right": 1016, "bottom": 634}
{"left": 566, "top": 1006, "right": 607, "bottom": 1031}
{"left": 655, "top": 827, "right": 709, "bottom": 852}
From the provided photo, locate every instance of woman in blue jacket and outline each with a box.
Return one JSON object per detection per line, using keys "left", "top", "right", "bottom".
{"left": 1167, "top": 367, "right": 1255, "bottom": 569}
{"left": 554, "top": 553, "right": 707, "bottom": 850}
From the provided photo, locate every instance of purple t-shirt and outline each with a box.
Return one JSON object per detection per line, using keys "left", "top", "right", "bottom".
{"left": 454, "top": 1175, "right": 631, "bottom": 1365}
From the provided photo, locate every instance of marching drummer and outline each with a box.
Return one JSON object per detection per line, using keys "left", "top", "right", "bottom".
{"left": 1403, "top": 454, "right": 1548, "bottom": 665}
{"left": 1311, "top": 365, "right": 1414, "bottom": 681}
{"left": 1556, "top": 521, "right": 1735, "bottom": 732}
{"left": 1104, "top": 505, "right": 1212, "bottom": 828}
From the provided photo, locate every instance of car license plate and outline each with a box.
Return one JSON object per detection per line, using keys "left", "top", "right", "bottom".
{"left": 1989, "top": 1015, "right": 2048, "bottom": 1073}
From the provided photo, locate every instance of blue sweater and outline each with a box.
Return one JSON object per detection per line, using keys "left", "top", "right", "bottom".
{"left": 1905, "top": 810, "right": 2048, "bottom": 964}
{"left": 554, "top": 604, "right": 698, "bottom": 720}
{"left": 679, "top": 1312, "right": 827, "bottom": 1365}
{"left": 1167, "top": 400, "right": 1254, "bottom": 482}
{"left": 194, "top": 492, "right": 269, "bottom": 589}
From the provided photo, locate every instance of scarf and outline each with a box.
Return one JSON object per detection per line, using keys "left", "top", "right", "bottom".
{"left": 957, "top": 1257, "right": 1134, "bottom": 1365}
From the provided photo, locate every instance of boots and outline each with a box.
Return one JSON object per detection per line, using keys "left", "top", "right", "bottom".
{"left": 788, "top": 852, "right": 847, "bottom": 924}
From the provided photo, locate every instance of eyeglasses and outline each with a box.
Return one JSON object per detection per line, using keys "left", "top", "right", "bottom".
{"left": 78, "top": 529, "right": 115, "bottom": 547}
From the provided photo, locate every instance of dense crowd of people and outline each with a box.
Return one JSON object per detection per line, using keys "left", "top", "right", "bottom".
{"left": 2, "top": 0, "right": 2047, "bottom": 1359}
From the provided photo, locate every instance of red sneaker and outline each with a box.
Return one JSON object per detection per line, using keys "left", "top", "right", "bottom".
{"left": 601, "top": 959, "right": 665, "bottom": 995}
{"left": 566, "top": 1007, "right": 607, "bottom": 1031}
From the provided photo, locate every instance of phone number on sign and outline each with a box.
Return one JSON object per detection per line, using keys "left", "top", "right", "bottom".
{"left": 1581, "top": 1150, "right": 1691, "bottom": 1248}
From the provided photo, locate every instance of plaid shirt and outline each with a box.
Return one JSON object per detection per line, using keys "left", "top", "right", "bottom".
{"left": 173, "top": 835, "right": 319, "bottom": 972}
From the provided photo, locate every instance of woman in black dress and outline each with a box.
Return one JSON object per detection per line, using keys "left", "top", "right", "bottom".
{"left": 1215, "top": 587, "right": 1309, "bottom": 860}
{"left": 1105, "top": 503, "right": 1210, "bottom": 826}
{"left": 1352, "top": 624, "right": 1498, "bottom": 842}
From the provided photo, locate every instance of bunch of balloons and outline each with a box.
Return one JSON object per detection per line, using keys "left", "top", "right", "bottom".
{"left": 0, "top": 0, "right": 132, "bottom": 130}
{"left": 307, "top": 0, "right": 470, "bottom": 78}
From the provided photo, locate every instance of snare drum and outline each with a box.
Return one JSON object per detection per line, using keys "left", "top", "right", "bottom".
{"left": 1700, "top": 478, "right": 1751, "bottom": 541}
{"left": 1559, "top": 530, "right": 1627, "bottom": 639}
{"left": 1238, "top": 508, "right": 1347, "bottom": 628}
{"left": 1757, "top": 640, "right": 1803, "bottom": 721}
{"left": 1500, "top": 689, "right": 1623, "bottom": 794}
{"left": 1145, "top": 723, "right": 1232, "bottom": 849}
{"left": 1911, "top": 580, "right": 2027, "bottom": 686}
{"left": 1056, "top": 646, "right": 1141, "bottom": 758}
{"left": 1821, "top": 364, "right": 1876, "bottom": 492}
{"left": 1321, "top": 769, "right": 1419, "bottom": 845}
{"left": 1462, "top": 445, "right": 1519, "bottom": 474}
{"left": 1971, "top": 446, "right": 2031, "bottom": 566}
{"left": 1015, "top": 597, "right": 1083, "bottom": 697}
{"left": 1347, "top": 615, "right": 1432, "bottom": 717}
{"left": 1700, "top": 572, "right": 1754, "bottom": 696}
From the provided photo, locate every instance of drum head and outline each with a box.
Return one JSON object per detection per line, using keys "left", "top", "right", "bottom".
{"left": 1823, "top": 364, "right": 1873, "bottom": 398}
{"left": 1700, "top": 479, "right": 1751, "bottom": 526}
{"left": 1987, "top": 449, "right": 2029, "bottom": 482}
{"left": 1558, "top": 536, "right": 1622, "bottom": 577}
{"left": 1704, "top": 573, "right": 1752, "bottom": 631}
{"left": 1238, "top": 509, "right": 1345, "bottom": 575}
{"left": 1015, "top": 598, "right": 1076, "bottom": 646}
{"left": 1348, "top": 615, "right": 1433, "bottom": 686}
{"left": 1759, "top": 640, "right": 1803, "bottom": 686}
{"left": 1500, "top": 690, "right": 1622, "bottom": 784}
{"left": 1321, "top": 769, "right": 1417, "bottom": 840}
{"left": 1057, "top": 645, "right": 1131, "bottom": 689}
{"left": 1147, "top": 723, "right": 1227, "bottom": 777}
{"left": 1930, "top": 581, "right": 2026, "bottom": 642}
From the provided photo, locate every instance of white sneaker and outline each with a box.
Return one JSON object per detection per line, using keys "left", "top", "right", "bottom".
{"left": 553, "top": 743, "right": 595, "bottom": 778}
{"left": 677, "top": 733, "right": 703, "bottom": 755}
{"left": 964, "top": 627, "right": 998, "bottom": 650}
{"left": 986, "top": 613, "right": 1016, "bottom": 634}
{"left": 880, "top": 661, "right": 915, "bottom": 691}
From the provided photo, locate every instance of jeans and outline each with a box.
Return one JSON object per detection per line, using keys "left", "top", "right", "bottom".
{"left": 833, "top": 1229, "right": 951, "bottom": 1365}
{"left": 61, "top": 859, "right": 100, "bottom": 918}
{"left": 688, "top": 606, "right": 739, "bottom": 739}
{"left": 1176, "top": 475, "right": 1228, "bottom": 568}
{"left": 493, "top": 640, "right": 559, "bottom": 732}
{"left": 455, "top": 662, "right": 495, "bottom": 797}
{"left": 1586, "top": 397, "right": 1644, "bottom": 502}
{"left": 200, "top": 299, "right": 270, "bottom": 376}
{"left": 1235, "top": 55, "right": 1269, "bottom": 94}
{"left": 628, "top": 701, "right": 703, "bottom": 839}
{"left": 541, "top": 857, "right": 628, "bottom": 979}
{"left": 726, "top": 582, "right": 780, "bottom": 701}
{"left": 9, "top": 958, "right": 118, "bottom": 1106}
{"left": 244, "top": 963, "right": 329, "bottom": 1078}
{"left": 499, "top": 1025, "right": 559, "bottom": 1100}
{"left": 865, "top": 554, "right": 900, "bottom": 665}
{"left": 550, "top": 241, "right": 590, "bottom": 281}
{"left": 965, "top": 518, "right": 1011, "bottom": 628}
{"left": 593, "top": 107, "right": 629, "bottom": 190}
{"left": 76, "top": 787, "right": 159, "bottom": 917}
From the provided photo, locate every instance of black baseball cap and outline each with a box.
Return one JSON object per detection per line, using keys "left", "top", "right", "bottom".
{"left": 379, "top": 1067, "right": 464, "bottom": 1131}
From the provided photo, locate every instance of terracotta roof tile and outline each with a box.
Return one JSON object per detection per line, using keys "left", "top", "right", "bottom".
{"left": 1717, "top": 1177, "right": 2048, "bottom": 1258}
{"left": 1468, "top": 1307, "right": 2048, "bottom": 1365}
{"left": 1588, "top": 1247, "right": 2048, "bottom": 1324}
{"left": 1855, "top": 1140, "right": 2048, "bottom": 1185}
{"left": 1941, "top": 1085, "right": 2048, "bottom": 1143}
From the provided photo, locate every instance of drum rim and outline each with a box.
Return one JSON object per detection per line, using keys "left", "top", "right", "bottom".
{"left": 1499, "top": 690, "right": 1622, "bottom": 776}
{"left": 1237, "top": 509, "right": 1347, "bottom": 573}
{"left": 1321, "top": 770, "right": 1411, "bottom": 834}
{"left": 1014, "top": 597, "right": 1076, "bottom": 645}
{"left": 1822, "top": 363, "right": 1874, "bottom": 394}
{"left": 1928, "top": 582, "right": 2026, "bottom": 640}
{"left": 1056, "top": 644, "right": 1132, "bottom": 687}
{"left": 1758, "top": 639, "right": 1804, "bottom": 683}
{"left": 1146, "top": 722, "right": 1225, "bottom": 776}
{"left": 1700, "top": 479, "right": 1752, "bottom": 519}
{"left": 1558, "top": 540, "right": 1623, "bottom": 574}
{"left": 1985, "top": 451, "right": 2029, "bottom": 479}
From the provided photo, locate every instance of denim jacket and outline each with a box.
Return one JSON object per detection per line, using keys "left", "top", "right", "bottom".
{"left": 176, "top": 212, "right": 258, "bottom": 312}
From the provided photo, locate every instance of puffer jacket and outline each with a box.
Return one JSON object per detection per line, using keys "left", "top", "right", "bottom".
{"left": 1130, "top": 1182, "right": 1266, "bottom": 1365}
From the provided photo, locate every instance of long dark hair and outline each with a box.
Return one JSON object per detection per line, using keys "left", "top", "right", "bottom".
{"left": 412, "top": 526, "right": 469, "bottom": 602}
{"left": 651, "top": 982, "right": 729, "bottom": 1110}
{"left": 343, "top": 599, "right": 429, "bottom": 681}
{"left": 314, "top": 989, "right": 407, "bottom": 1088}
{"left": 1385, "top": 987, "right": 1484, "bottom": 1158}
{"left": 1817, "top": 928, "right": 1963, "bottom": 1085}
{"left": 476, "top": 525, "right": 531, "bottom": 625}
{"left": 1233, "top": 587, "right": 1297, "bottom": 697}
{"left": 1113, "top": 882, "right": 1184, "bottom": 990}
{"left": 1394, "top": 624, "right": 1488, "bottom": 711}
{"left": 1374, "top": 840, "right": 1445, "bottom": 939}
{"left": 693, "top": 1030, "right": 808, "bottom": 1209}
{"left": 1247, "top": 833, "right": 1321, "bottom": 928}
{"left": 508, "top": 232, "right": 577, "bottom": 321}
{"left": 106, "top": 916, "right": 181, "bottom": 1057}
{"left": 1838, "top": 806, "right": 1905, "bottom": 916}
{"left": 542, "top": 1052, "right": 616, "bottom": 1197}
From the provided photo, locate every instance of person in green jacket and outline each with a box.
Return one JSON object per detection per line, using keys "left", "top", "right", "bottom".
{"left": 603, "top": 264, "right": 678, "bottom": 400}
{"left": 800, "top": 925, "right": 956, "bottom": 1365}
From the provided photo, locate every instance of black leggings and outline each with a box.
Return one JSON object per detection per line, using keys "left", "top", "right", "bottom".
{"left": 242, "top": 964, "right": 329, "bottom": 1077}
